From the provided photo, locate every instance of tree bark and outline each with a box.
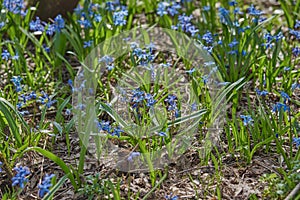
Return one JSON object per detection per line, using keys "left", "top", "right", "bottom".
{"left": 29, "top": 0, "right": 79, "bottom": 21}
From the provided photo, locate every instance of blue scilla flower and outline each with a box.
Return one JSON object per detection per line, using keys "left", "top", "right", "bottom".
{"left": 87, "top": 3, "right": 100, "bottom": 17}
{"left": 242, "top": 50, "right": 247, "bottom": 56}
{"left": 168, "top": 102, "right": 177, "bottom": 111}
{"left": 111, "top": 126, "right": 123, "bottom": 137}
{"left": 238, "top": 25, "right": 250, "bottom": 34}
{"left": 0, "top": 161, "right": 2, "bottom": 172}
{"left": 130, "top": 42, "right": 139, "bottom": 49}
{"left": 94, "top": 14, "right": 102, "bottom": 22}
{"left": 43, "top": 44, "right": 50, "bottom": 53}
{"left": 228, "top": 38, "right": 239, "bottom": 48}
{"left": 178, "top": 13, "right": 192, "bottom": 23}
{"left": 145, "top": 93, "right": 156, "bottom": 107}
{"left": 19, "top": 94, "right": 31, "bottom": 104}
{"left": 29, "top": 17, "right": 45, "bottom": 32}
{"left": 158, "top": 131, "right": 167, "bottom": 137}
{"left": 131, "top": 89, "right": 145, "bottom": 107}
{"left": 292, "top": 47, "right": 300, "bottom": 57}
{"left": 295, "top": 20, "right": 300, "bottom": 29}
{"left": 187, "top": 25, "right": 199, "bottom": 36}
{"left": 255, "top": 89, "right": 268, "bottom": 96}
{"left": 190, "top": 102, "right": 197, "bottom": 111}
{"left": 234, "top": 7, "right": 244, "bottom": 15}
{"left": 272, "top": 102, "right": 290, "bottom": 112}
{"left": 67, "top": 79, "right": 75, "bottom": 93}
{"left": 160, "top": 62, "right": 171, "bottom": 67}
{"left": 291, "top": 82, "right": 300, "bottom": 91}
{"left": 280, "top": 91, "right": 290, "bottom": 102}
{"left": 262, "top": 42, "right": 273, "bottom": 49}
{"left": 240, "top": 115, "right": 254, "bottom": 126}
{"left": 217, "top": 81, "right": 230, "bottom": 86}
{"left": 229, "top": 0, "right": 238, "bottom": 6}
{"left": 107, "top": 64, "right": 115, "bottom": 71}
{"left": 258, "top": 17, "right": 267, "bottom": 23}
{"left": 28, "top": 91, "right": 36, "bottom": 99}
{"left": 274, "top": 32, "right": 284, "bottom": 42}
{"left": 127, "top": 152, "right": 141, "bottom": 162}
{"left": 1, "top": 49, "right": 11, "bottom": 61}
{"left": 165, "top": 193, "right": 179, "bottom": 200}
{"left": 65, "top": 108, "right": 72, "bottom": 116}
{"left": 132, "top": 47, "right": 142, "bottom": 57}
{"left": 177, "top": 14, "right": 193, "bottom": 32}
{"left": 38, "top": 174, "right": 55, "bottom": 198}
{"left": 113, "top": 10, "right": 127, "bottom": 26}
{"left": 106, "top": 1, "right": 116, "bottom": 11}
{"left": 46, "top": 25, "right": 55, "bottom": 36}
{"left": 157, "top": 2, "right": 168, "bottom": 16}
{"left": 218, "top": 7, "right": 230, "bottom": 25}
{"left": 146, "top": 42, "right": 155, "bottom": 52}
{"left": 202, "top": 75, "right": 209, "bottom": 85}
{"left": 203, "top": 6, "right": 210, "bottom": 11}
{"left": 11, "top": 76, "right": 22, "bottom": 92}
{"left": 247, "top": 4, "right": 263, "bottom": 16}
{"left": 186, "top": 68, "right": 195, "bottom": 74}
{"left": 11, "top": 76, "right": 22, "bottom": 85}
{"left": 203, "top": 45, "right": 213, "bottom": 53}
{"left": 264, "top": 32, "right": 277, "bottom": 43}
{"left": 99, "top": 55, "right": 115, "bottom": 70}
{"left": 233, "top": 21, "right": 240, "bottom": 27}
{"left": 228, "top": 50, "right": 238, "bottom": 55}
{"left": 289, "top": 29, "right": 300, "bottom": 40}
{"left": 19, "top": 110, "right": 29, "bottom": 116}
{"left": 98, "top": 120, "right": 112, "bottom": 133}
{"left": 138, "top": 49, "right": 148, "bottom": 60}
{"left": 165, "top": 94, "right": 177, "bottom": 104}
{"left": 167, "top": 2, "right": 181, "bottom": 16}
{"left": 17, "top": 102, "right": 23, "bottom": 109}
{"left": 12, "top": 166, "right": 30, "bottom": 189}
{"left": 171, "top": 25, "right": 178, "bottom": 30}
{"left": 54, "top": 15, "right": 65, "bottom": 32}
{"left": 83, "top": 40, "right": 93, "bottom": 48}
{"left": 3, "top": 0, "right": 24, "bottom": 14}
{"left": 218, "top": 7, "right": 230, "bottom": 17}
{"left": 293, "top": 138, "right": 300, "bottom": 148}
{"left": 74, "top": 5, "right": 83, "bottom": 15}
{"left": 12, "top": 52, "right": 19, "bottom": 60}
{"left": 38, "top": 91, "right": 57, "bottom": 108}
{"left": 202, "top": 31, "right": 214, "bottom": 44}
{"left": 99, "top": 55, "right": 114, "bottom": 64}
{"left": 0, "top": 22, "right": 5, "bottom": 29}
{"left": 204, "top": 61, "right": 215, "bottom": 66}
{"left": 78, "top": 17, "right": 92, "bottom": 29}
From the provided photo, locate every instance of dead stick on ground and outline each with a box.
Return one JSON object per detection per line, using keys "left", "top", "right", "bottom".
{"left": 284, "top": 182, "right": 300, "bottom": 200}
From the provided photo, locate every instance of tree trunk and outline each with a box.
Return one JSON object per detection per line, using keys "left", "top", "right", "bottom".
{"left": 29, "top": 0, "right": 79, "bottom": 21}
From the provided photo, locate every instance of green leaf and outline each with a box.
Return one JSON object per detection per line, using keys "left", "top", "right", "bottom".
{"left": 24, "top": 147, "right": 78, "bottom": 190}
{"left": 55, "top": 96, "right": 71, "bottom": 122}
{"left": 0, "top": 98, "right": 23, "bottom": 147}
{"left": 53, "top": 121, "right": 63, "bottom": 135}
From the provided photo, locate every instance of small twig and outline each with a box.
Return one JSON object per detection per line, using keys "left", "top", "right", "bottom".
{"left": 176, "top": 165, "right": 214, "bottom": 174}
{"left": 284, "top": 182, "right": 300, "bottom": 200}
{"left": 253, "top": 159, "right": 282, "bottom": 177}
{"left": 37, "top": 137, "right": 48, "bottom": 197}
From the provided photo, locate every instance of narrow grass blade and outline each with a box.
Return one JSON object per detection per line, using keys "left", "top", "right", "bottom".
{"left": 24, "top": 147, "right": 78, "bottom": 190}
{"left": 42, "top": 173, "right": 69, "bottom": 200}
{"left": 0, "top": 98, "right": 23, "bottom": 147}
